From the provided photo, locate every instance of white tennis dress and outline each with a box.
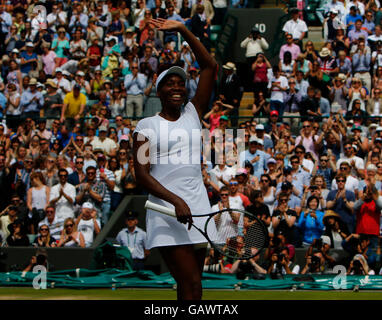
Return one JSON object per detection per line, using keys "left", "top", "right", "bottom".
{"left": 134, "top": 101, "right": 216, "bottom": 249}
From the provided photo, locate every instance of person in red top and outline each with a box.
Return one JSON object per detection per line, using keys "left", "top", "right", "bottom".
{"left": 228, "top": 177, "right": 251, "bottom": 209}
{"left": 354, "top": 183, "right": 382, "bottom": 249}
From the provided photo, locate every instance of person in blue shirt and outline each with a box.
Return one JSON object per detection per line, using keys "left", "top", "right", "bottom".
{"left": 239, "top": 136, "right": 267, "bottom": 180}
{"left": 20, "top": 42, "right": 38, "bottom": 75}
{"left": 297, "top": 195, "right": 325, "bottom": 247}
{"left": 345, "top": 6, "right": 362, "bottom": 32}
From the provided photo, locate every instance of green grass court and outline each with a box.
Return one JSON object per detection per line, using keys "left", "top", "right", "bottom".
{"left": 1, "top": 288, "right": 382, "bottom": 300}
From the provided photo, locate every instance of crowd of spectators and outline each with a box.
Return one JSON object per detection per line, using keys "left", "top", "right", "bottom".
{"left": 203, "top": 3, "right": 382, "bottom": 277}
{"left": 0, "top": 0, "right": 238, "bottom": 250}
{"left": 0, "top": 0, "right": 381, "bottom": 278}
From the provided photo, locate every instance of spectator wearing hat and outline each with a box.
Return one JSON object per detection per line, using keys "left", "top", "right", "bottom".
{"left": 95, "top": 152, "right": 116, "bottom": 226}
{"left": 20, "top": 42, "right": 38, "bottom": 76}
{"left": 323, "top": 8, "right": 345, "bottom": 41}
{"left": 60, "top": 83, "right": 87, "bottom": 130}
{"left": 330, "top": 72, "right": 349, "bottom": 112}
{"left": 6, "top": 218, "right": 30, "bottom": 246}
{"left": 218, "top": 61, "right": 241, "bottom": 126}
{"left": 240, "top": 26, "right": 269, "bottom": 68}
{"left": 282, "top": 8, "right": 307, "bottom": 45}
{"left": 239, "top": 135, "right": 267, "bottom": 180}
{"left": 322, "top": 210, "right": 349, "bottom": 249}
{"left": 124, "top": 61, "right": 147, "bottom": 118}
{"left": 90, "top": 125, "right": 118, "bottom": 157}
{"left": 75, "top": 202, "right": 101, "bottom": 247}
{"left": 43, "top": 80, "right": 63, "bottom": 129}
{"left": 279, "top": 33, "right": 301, "bottom": 61}
{"left": 53, "top": 67, "right": 71, "bottom": 99}
{"left": 20, "top": 78, "right": 44, "bottom": 120}
{"left": 255, "top": 124, "right": 273, "bottom": 154}
{"left": 116, "top": 210, "right": 149, "bottom": 270}
{"left": 317, "top": 47, "right": 339, "bottom": 81}
{"left": 323, "top": 0, "right": 345, "bottom": 19}
{"left": 326, "top": 173, "right": 356, "bottom": 233}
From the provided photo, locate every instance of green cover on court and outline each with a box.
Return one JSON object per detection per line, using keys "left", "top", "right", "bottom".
{"left": 1, "top": 269, "right": 382, "bottom": 290}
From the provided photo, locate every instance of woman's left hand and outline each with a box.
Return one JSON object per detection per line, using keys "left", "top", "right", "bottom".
{"left": 150, "top": 18, "right": 184, "bottom": 32}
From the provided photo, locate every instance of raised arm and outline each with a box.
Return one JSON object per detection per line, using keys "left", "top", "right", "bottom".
{"left": 150, "top": 18, "right": 217, "bottom": 120}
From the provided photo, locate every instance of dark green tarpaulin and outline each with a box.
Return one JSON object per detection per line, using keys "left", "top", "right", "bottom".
{"left": 1, "top": 270, "right": 382, "bottom": 290}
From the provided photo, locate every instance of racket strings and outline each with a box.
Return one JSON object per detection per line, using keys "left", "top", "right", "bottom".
{"left": 207, "top": 212, "right": 268, "bottom": 260}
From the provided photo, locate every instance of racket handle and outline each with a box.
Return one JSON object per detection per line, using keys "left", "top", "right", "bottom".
{"left": 144, "top": 200, "right": 177, "bottom": 217}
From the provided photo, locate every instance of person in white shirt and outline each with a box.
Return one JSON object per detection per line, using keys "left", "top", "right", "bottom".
{"left": 336, "top": 142, "right": 365, "bottom": 178}
{"left": 268, "top": 65, "right": 288, "bottom": 117}
{"left": 282, "top": 8, "right": 308, "bottom": 43}
{"left": 38, "top": 205, "right": 64, "bottom": 240}
{"left": 75, "top": 202, "right": 101, "bottom": 247}
{"left": 331, "top": 161, "right": 360, "bottom": 195}
{"left": 90, "top": 125, "right": 118, "bottom": 157}
{"left": 49, "top": 169, "right": 76, "bottom": 221}
{"left": 53, "top": 68, "right": 71, "bottom": 100}
{"left": 209, "top": 154, "right": 235, "bottom": 188}
{"left": 240, "top": 27, "right": 269, "bottom": 64}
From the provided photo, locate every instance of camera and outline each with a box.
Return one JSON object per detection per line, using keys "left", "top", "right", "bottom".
{"left": 310, "top": 185, "right": 318, "bottom": 191}
{"left": 277, "top": 253, "right": 285, "bottom": 262}
{"left": 309, "top": 255, "right": 321, "bottom": 272}
{"left": 315, "top": 238, "right": 323, "bottom": 250}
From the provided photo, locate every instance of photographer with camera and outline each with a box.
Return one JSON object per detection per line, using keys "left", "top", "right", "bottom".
{"left": 268, "top": 246, "right": 300, "bottom": 277}
{"left": 22, "top": 249, "right": 51, "bottom": 274}
{"left": 302, "top": 236, "right": 336, "bottom": 273}
{"left": 347, "top": 253, "right": 373, "bottom": 275}
{"left": 301, "top": 250, "right": 325, "bottom": 274}
{"left": 240, "top": 27, "right": 269, "bottom": 67}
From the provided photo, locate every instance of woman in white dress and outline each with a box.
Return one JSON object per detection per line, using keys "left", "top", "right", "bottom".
{"left": 133, "top": 18, "right": 216, "bottom": 300}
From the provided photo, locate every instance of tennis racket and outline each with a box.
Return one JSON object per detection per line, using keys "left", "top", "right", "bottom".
{"left": 144, "top": 200, "right": 269, "bottom": 260}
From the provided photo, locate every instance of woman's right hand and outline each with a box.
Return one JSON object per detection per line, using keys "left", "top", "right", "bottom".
{"left": 173, "top": 197, "right": 193, "bottom": 229}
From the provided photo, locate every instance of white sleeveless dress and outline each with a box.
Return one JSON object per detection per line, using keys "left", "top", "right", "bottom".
{"left": 134, "top": 102, "right": 216, "bottom": 249}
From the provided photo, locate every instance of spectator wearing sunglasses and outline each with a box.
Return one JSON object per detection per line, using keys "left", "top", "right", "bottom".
{"left": 272, "top": 192, "right": 299, "bottom": 246}
{"left": 57, "top": 217, "right": 85, "bottom": 247}
{"left": 33, "top": 224, "right": 57, "bottom": 247}
{"left": 38, "top": 205, "right": 64, "bottom": 240}
{"left": 227, "top": 177, "right": 251, "bottom": 211}
{"left": 311, "top": 152, "right": 337, "bottom": 190}
{"left": 295, "top": 120, "right": 320, "bottom": 163}
{"left": 331, "top": 160, "right": 359, "bottom": 195}
{"left": 336, "top": 141, "right": 365, "bottom": 179}
{"left": 49, "top": 168, "right": 76, "bottom": 221}
{"left": 326, "top": 174, "right": 356, "bottom": 233}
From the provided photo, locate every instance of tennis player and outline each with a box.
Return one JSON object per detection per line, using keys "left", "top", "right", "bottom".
{"left": 133, "top": 18, "right": 217, "bottom": 300}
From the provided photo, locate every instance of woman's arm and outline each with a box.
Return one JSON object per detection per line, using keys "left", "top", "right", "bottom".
{"left": 151, "top": 19, "right": 217, "bottom": 120}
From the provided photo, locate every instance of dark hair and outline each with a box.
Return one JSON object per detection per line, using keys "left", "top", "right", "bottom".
{"left": 307, "top": 195, "right": 319, "bottom": 207}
